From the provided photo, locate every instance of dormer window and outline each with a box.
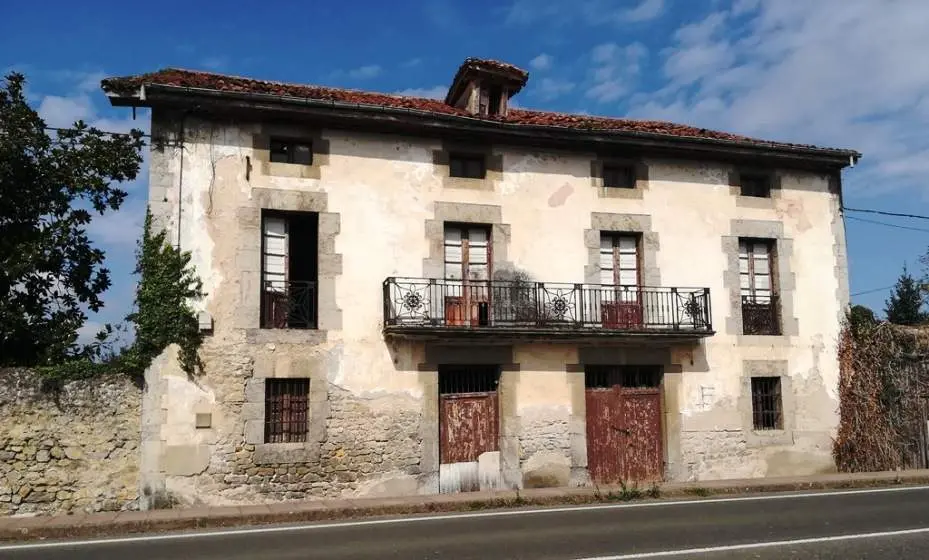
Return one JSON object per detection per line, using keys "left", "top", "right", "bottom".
{"left": 444, "top": 58, "right": 528, "bottom": 118}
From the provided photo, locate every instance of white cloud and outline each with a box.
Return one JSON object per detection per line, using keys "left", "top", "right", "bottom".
{"left": 402, "top": 58, "right": 423, "bottom": 68}
{"left": 530, "top": 54, "right": 553, "bottom": 71}
{"left": 533, "top": 77, "right": 576, "bottom": 101}
{"left": 394, "top": 86, "right": 447, "bottom": 99}
{"left": 38, "top": 94, "right": 94, "bottom": 128}
{"left": 347, "top": 65, "right": 382, "bottom": 80}
{"left": 627, "top": 0, "right": 929, "bottom": 198}
{"left": 505, "top": 0, "right": 664, "bottom": 26}
{"left": 623, "top": 0, "right": 665, "bottom": 22}
{"left": 586, "top": 42, "right": 648, "bottom": 103}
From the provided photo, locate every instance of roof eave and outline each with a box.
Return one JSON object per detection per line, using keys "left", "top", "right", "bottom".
{"left": 105, "top": 84, "right": 862, "bottom": 167}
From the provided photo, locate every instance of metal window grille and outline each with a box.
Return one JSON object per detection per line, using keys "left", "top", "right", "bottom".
{"left": 585, "top": 365, "right": 662, "bottom": 389}
{"left": 438, "top": 365, "right": 500, "bottom": 395}
{"left": 751, "top": 377, "right": 782, "bottom": 430}
{"left": 603, "top": 165, "right": 635, "bottom": 189}
{"left": 264, "top": 379, "right": 310, "bottom": 443}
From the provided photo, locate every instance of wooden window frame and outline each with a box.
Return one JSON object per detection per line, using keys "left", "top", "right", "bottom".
{"left": 750, "top": 376, "right": 783, "bottom": 430}
{"left": 444, "top": 223, "right": 492, "bottom": 327}
{"left": 600, "top": 233, "right": 642, "bottom": 287}
{"left": 264, "top": 378, "right": 310, "bottom": 443}
{"left": 449, "top": 152, "right": 487, "bottom": 179}
{"left": 739, "top": 239, "right": 776, "bottom": 304}
{"left": 269, "top": 137, "right": 313, "bottom": 166}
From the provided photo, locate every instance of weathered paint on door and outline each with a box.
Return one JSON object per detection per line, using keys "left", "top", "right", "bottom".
{"left": 586, "top": 386, "right": 662, "bottom": 483}
{"left": 439, "top": 393, "right": 499, "bottom": 464}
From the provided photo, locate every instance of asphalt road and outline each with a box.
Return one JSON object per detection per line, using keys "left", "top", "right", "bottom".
{"left": 5, "top": 486, "right": 929, "bottom": 559}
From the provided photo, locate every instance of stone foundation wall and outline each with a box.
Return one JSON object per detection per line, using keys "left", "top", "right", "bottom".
{"left": 0, "top": 369, "right": 141, "bottom": 516}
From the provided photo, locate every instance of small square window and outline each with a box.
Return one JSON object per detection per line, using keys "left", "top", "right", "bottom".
{"left": 740, "top": 173, "right": 771, "bottom": 198}
{"left": 270, "top": 138, "right": 313, "bottom": 165}
{"left": 264, "top": 378, "right": 310, "bottom": 443}
{"left": 751, "top": 377, "right": 782, "bottom": 430}
{"left": 449, "top": 153, "right": 486, "bottom": 179}
{"left": 603, "top": 165, "right": 636, "bottom": 189}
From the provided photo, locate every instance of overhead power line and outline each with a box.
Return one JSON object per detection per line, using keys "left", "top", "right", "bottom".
{"left": 850, "top": 285, "right": 895, "bottom": 297}
{"left": 845, "top": 215, "right": 929, "bottom": 233}
{"left": 844, "top": 207, "right": 929, "bottom": 221}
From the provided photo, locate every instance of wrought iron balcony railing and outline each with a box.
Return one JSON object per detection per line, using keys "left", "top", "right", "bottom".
{"left": 383, "top": 277, "right": 712, "bottom": 334}
{"left": 261, "top": 280, "right": 317, "bottom": 329}
{"left": 741, "top": 294, "right": 781, "bottom": 336}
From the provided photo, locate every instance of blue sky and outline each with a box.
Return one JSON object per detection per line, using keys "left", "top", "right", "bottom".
{"left": 4, "top": 0, "right": 929, "bottom": 341}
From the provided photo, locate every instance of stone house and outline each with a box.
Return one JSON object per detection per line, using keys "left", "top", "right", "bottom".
{"left": 101, "top": 57, "right": 860, "bottom": 508}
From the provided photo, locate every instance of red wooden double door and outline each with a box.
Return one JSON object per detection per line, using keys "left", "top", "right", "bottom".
{"left": 585, "top": 366, "right": 664, "bottom": 484}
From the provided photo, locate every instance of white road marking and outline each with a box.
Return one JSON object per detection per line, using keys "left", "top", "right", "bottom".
{"left": 572, "top": 526, "right": 929, "bottom": 559}
{"left": 1, "top": 484, "right": 927, "bottom": 551}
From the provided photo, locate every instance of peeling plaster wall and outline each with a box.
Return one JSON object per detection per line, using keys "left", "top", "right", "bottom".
{"left": 141, "top": 111, "right": 847, "bottom": 506}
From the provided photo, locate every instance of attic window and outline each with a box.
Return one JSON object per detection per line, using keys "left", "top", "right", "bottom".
{"left": 603, "top": 165, "right": 636, "bottom": 189}
{"left": 270, "top": 138, "right": 313, "bottom": 165}
{"left": 478, "top": 85, "right": 505, "bottom": 117}
{"left": 449, "top": 153, "right": 486, "bottom": 179}
{"left": 740, "top": 173, "right": 772, "bottom": 198}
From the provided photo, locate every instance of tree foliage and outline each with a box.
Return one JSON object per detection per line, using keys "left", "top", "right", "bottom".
{"left": 0, "top": 71, "right": 144, "bottom": 366}
{"left": 122, "top": 211, "right": 205, "bottom": 376}
{"left": 884, "top": 265, "right": 926, "bottom": 326}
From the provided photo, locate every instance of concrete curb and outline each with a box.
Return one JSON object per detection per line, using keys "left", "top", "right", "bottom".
{"left": 3, "top": 470, "right": 929, "bottom": 543}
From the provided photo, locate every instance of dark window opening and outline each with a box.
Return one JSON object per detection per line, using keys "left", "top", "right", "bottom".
{"left": 740, "top": 173, "right": 771, "bottom": 198}
{"left": 270, "top": 138, "right": 313, "bottom": 165}
{"left": 265, "top": 378, "right": 310, "bottom": 443}
{"left": 739, "top": 238, "right": 781, "bottom": 335}
{"left": 261, "top": 210, "right": 318, "bottom": 329}
{"left": 449, "top": 153, "right": 486, "bottom": 179}
{"left": 439, "top": 365, "right": 500, "bottom": 395}
{"left": 487, "top": 86, "right": 504, "bottom": 116}
{"left": 585, "top": 365, "right": 662, "bottom": 389}
{"left": 751, "top": 377, "right": 783, "bottom": 430}
{"left": 603, "top": 165, "right": 636, "bottom": 189}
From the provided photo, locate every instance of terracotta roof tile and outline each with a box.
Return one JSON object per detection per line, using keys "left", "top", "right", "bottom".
{"left": 100, "top": 68, "right": 846, "bottom": 153}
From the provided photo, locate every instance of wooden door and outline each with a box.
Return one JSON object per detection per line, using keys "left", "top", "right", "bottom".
{"left": 439, "top": 393, "right": 499, "bottom": 464}
{"left": 438, "top": 366, "right": 500, "bottom": 493}
{"left": 620, "top": 389, "right": 663, "bottom": 482}
{"left": 585, "top": 366, "right": 663, "bottom": 484}
{"left": 444, "top": 225, "right": 491, "bottom": 326}
{"left": 599, "top": 234, "right": 643, "bottom": 328}
{"left": 585, "top": 387, "right": 623, "bottom": 483}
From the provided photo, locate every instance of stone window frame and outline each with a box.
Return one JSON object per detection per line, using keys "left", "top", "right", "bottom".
{"left": 729, "top": 167, "right": 782, "bottom": 209}
{"left": 566, "top": 346, "right": 684, "bottom": 484}
{"left": 590, "top": 158, "right": 649, "bottom": 200}
{"left": 416, "top": 344, "right": 521, "bottom": 492}
{"left": 722, "top": 219, "right": 798, "bottom": 343}
{"left": 738, "top": 360, "right": 795, "bottom": 447}
{"left": 584, "top": 213, "right": 660, "bottom": 286}
{"left": 423, "top": 202, "right": 512, "bottom": 280}
{"left": 433, "top": 141, "right": 503, "bottom": 191}
{"left": 236, "top": 188, "right": 342, "bottom": 344}
{"left": 243, "top": 353, "right": 330, "bottom": 464}
{"left": 251, "top": 124, "right": 330, "bottom": 180}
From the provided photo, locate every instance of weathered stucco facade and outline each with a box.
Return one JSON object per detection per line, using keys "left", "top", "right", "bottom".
{"left": 103, "top": 59, "right": 857, "bottom": 507}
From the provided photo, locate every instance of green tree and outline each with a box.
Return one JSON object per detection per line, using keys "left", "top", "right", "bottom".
{"left": 0, "top": 72, "right": 144, "bottom": 366}
{"left": 884, "top": 265, "right": 926, "bottom": 325}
